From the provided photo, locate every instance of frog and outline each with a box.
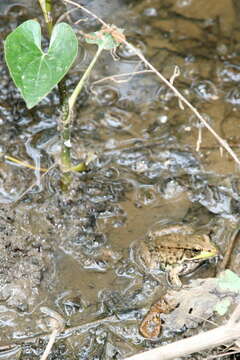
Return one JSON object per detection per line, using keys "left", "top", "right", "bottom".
{"left": 136, "top": 224, "right": 219, "bottom": 338}
{"left": 138, "top": 224, "right": 219, "bottom": 289}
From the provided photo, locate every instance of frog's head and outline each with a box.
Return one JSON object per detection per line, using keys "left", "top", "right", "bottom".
{"left": 192, "top": 234, "right": 219, "bottom": 261}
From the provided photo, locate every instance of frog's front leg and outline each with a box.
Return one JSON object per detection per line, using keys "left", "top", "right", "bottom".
{"left": 167, "top": 264, "right": 183, "bottom": 289}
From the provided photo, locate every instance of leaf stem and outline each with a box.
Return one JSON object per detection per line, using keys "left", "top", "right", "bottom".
{"left": 66, "top": 45, "right": 104, "bottom": 124}
{"left": 59, "top": 45, "right": 103, "bottom": 181}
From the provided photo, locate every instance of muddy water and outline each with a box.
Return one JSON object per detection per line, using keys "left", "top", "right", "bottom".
{"left": 0, "top": 0, "right": 240, "bottom": 359}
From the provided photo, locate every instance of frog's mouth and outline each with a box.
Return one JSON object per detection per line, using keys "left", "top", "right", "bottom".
{"left": 192, "top": 249, "right": 218, "bottom": 261}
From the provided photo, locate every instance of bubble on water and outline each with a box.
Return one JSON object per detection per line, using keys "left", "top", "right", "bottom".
{"left": 116, "top": 38, "right": 146, "bottom": 61}
{"left": 157, "top": 85, "right": 175, "bottom": 102}
{"left": 177, "top": 0, "right": 192, "bottom": 7}
{"left": 135, "top": 185, "right": 157, "bottom": 206}
{"left": 143, "top": 7, "right": 158, "bottom": 16}
{"left": 192, "top": 80, "right": 218, "bottom": 101}
{"left": 225, "top": 86, "right": 240, "bottom": 105}
{"left": 93, "top": 85, "right": 119, "bottom": 106}
{"left": 116, "top": 260, "right": 138, "bottom": 278}
{"left": 101, "top": 108, "right": 131, "bottom": 130}
{"left": 217, "top": 63, "right": 240, "bottom": 82}
{"left": 216, "top": 43, "right": 228, "bottom": 56}
{"left": 157, "top": 179, "right": 184, "bottom": 199}
{"left": 157, "top": 114, "right": 168, "bottom": 123}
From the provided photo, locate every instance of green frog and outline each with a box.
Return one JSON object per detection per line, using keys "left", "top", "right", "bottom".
{"left": 138, "top": 224, "right": 219, "bottom": 288}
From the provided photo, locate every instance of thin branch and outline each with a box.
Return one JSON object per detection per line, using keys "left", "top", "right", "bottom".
{"left": 40, "top": 329, "right": 59, "bottom": 360}
{"left": 124, "top": 304, "right": 240, "bottom": 360}
{"left": 217, "top": 224, "right": 240, "bottom": 273}
{"left": 56, "top": 7, "right": 78, "bottom": 23}
{"left": 124, "top": 42, "right": 240, "bottom": 167}
{"left": 62, "top": 0, "right": 107, "bottom": 27}
{"left": 62, "top": 0, "right": 240, "bottom": 167}
{"left": 91, "top": 70, "right": 154, "bottom": 86}
{"left": 39, "top": 307, "right": 65, "bottom": 360}
{"left": 5, "top": 155, "right": 48, "bottom": 172}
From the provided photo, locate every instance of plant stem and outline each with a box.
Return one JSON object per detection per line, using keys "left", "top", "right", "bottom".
{"left": 38, "top": 0, "right": 105, "bottom": 186}
{"left": 59, "top": 102, "right": 72, "bottom": 189}
{"left": 38, "top": 0, "right": 53, "bottom": 36}
{"left": 46, "top": 0, "right": 53, "bottom": 35}
{"left": 59, "top": 45, "right": 104, "bottom": 178}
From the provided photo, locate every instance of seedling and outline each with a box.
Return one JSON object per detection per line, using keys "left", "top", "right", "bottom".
{"left": 4, "top": 3, "right": 124, "bottom": 189}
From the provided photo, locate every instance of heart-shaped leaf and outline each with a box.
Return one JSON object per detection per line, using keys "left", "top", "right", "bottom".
{"left": 4, "top": 20, "right": 78, "bottom": 109}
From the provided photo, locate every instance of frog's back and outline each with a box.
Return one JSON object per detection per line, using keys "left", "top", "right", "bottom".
{"left": 153, "top": 233, "right": 210, "bottom": 251}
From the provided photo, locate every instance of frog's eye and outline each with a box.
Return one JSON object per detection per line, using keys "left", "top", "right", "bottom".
{"left": 191, "top": 248, "right": 201, "bottom": 254}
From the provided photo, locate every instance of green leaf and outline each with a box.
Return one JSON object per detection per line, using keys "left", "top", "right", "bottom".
{"left": 4, "top": 20, "right": 78, "bottom": 109}
{"left": 217, "top": 270, "right": 240, "bottom": 292}
{"left": 214, "top": 298, "right": 232, "bottom": 316}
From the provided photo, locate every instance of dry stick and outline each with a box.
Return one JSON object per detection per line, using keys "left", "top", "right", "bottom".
{"left": 124, "top": 304, "right": 240, "bottom": 360}
{"left": 5, "top": 155, "right": 48, "bottom": 172}
{"left": 62, "top": 0, "right": 107, "bottom": 27}
{"left": 217, "top": 225, "right": 240, "bottom": 273}
{"left": 40, "top": 329, "right": 59, "bottom": 360}
{"left": 91, "top": 70, "right": 154, "bottom": 85}
{"left": 39, "top": 307, "right": 65, "bottom": 360}
{"left": 8, "top": 315, "right": 118, "bottom": 344}
{"left": 124, "top": 43, "right": 240, "bottom": 167}
{"left": 196, "top": 126, "right": 202, "bottom": 151}
{"left": 62, "top": 0, "right": 240, "bottom": 167}
{"left": 59, "top": 2, "right": 240, "bottom": 356}
{"left": 56, "top": 7, "right": 78, "bottom": 23}
{"left": 207, "top": 349, "right": 240, "bottom": 359}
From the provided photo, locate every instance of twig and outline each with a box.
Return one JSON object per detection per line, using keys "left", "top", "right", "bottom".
{"left": 196, "top": 126, "right": 202, "bottom": 151}
{"left": 39, "top": 307, "right": 65, "bottom": 360}
{"left": 124, "top": 304, "right": 240, "bottom": 360}
{"left": 62, "top": 0, "right": 107, "bottom": 27}
{"left": 169, "top": 65, "right": 180, "bottom": 85}
{"left": 62, "top": 0, "right": 240, "bottom": 167}
{"left": 217, "top": 224, "right": 240, "bottom": 273}
{"left": 91, "top": 70, "right": 154, "bottom": 86}
{"left": 7, "top": 314, "right": 118, "bottom": 344}
{"left": 5, "top": 155, "right": 48, "bottom": 172}
{"left": 40, "top": 329, "right": 59, "bottom": 360}
{"left": 124, "top": 42, "right": 240, "bottom": 166}
{"left": 56, "top": 7, "right": 78, "bottom": 23}
{"left": 206, "top": 349, "right": 240, "bottom": 359}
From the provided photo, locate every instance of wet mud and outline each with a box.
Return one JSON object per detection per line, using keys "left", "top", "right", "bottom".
{"left": 0, "top": 0, "right": 240, "bottom": 359}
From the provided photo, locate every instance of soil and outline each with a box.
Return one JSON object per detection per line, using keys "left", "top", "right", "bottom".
{"left": 0, "top": 0, "right": 240, "bottom": 359}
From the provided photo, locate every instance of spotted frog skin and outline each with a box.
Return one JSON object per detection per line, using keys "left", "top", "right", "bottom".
{"left": 139, "top": 224, "right": 219, "bottom": 288}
